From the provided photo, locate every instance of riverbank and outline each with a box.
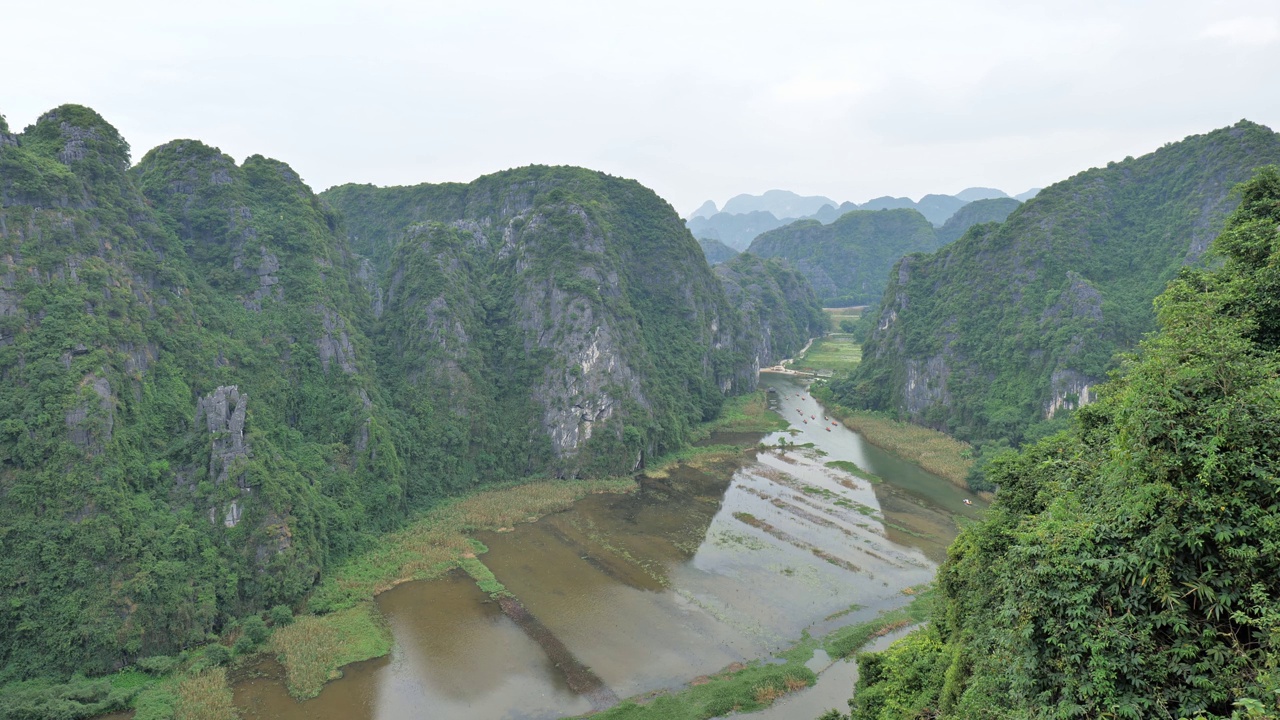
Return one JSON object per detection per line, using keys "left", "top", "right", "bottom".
{"left": 267, "top": 390, "right": 787, "bottom": 704}
{"left": 810, "top": 385, "right": 974, "bottom": 488}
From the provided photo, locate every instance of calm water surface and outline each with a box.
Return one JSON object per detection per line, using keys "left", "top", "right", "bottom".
{"left": 233, "top": 375, "right": 984, "bottom": 719}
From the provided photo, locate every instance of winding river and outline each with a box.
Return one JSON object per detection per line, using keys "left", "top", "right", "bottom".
{"left": 231, "top": 375, "right": 984, "bottom": 719}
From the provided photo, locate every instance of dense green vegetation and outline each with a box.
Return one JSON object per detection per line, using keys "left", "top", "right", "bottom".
{"left": 844, "top": 167, "right": 1280, "bottom": 719}
{"left": 747, "top": 209, "right": 942, "bottom": 306}
{"left": 835, "top": 121, "right": 1280, "bottom": 446}
{"left": 714, "top": 253, "right": 829, "bottom": 370}
{"left": 696, "top": 235, "right": 739, "bottom": 265}
{"left": 934, "top": 197, "right": 1021, "bottom": 245}
{"left": 325, "top": 167, "right": 824, "bottom": 477}
{"left": 746, "top": 198, "right": 1020, "bottom": 309}
{"left": 0, "top": 107, "right": 405, "bottom": 684}
{"left": 0, "top": 105, "right": 824, "bottom": 695}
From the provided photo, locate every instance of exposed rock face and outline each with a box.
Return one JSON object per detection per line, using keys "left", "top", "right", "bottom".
{"left": 244, "top": 247, "right": 282, "bottom": 311}
{"left": 316, "top": 305, "right": 358, "bottom": 374}
{"left": 65, "top": 374, "right": 114, "bottom": 453}
{"left": 195, "top": 385, "right": 250, "bottom": 487}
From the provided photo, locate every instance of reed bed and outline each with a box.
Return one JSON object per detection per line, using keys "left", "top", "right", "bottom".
{"left": 172, "top": 669, "right": 235, "bottom": 720}
{"left": 270, "top": 603, "right": 392, "bottom": 699}
{"left": 816, "top": 398, "right": 973, "bottom": 487}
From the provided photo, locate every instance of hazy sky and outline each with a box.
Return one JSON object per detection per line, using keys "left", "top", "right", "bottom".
{"left": 3, "top": 0, "right": 1279, "bottom": 214}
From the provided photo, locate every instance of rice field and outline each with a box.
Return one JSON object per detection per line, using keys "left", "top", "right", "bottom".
{"left": 792, "top": 335, "right": 862, "bottom": 374}
{"left": 823, "top": 306, "right": 863, "bottom": 328}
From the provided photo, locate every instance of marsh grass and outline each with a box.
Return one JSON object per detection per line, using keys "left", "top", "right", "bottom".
{"left": 459, "top": 557, "right": 512, "bottom": 598}
{"left": 643, "top": 444, "right": 748, "bottom": 479}
{"left": 824, "top": 459, "right": 883, "bottom": 483}
{"left": 269, "top": 603, "right": 392, "bottom": 699}
{"left": 309, "top": 476, "right": 636, "bottom": 613}
{"left": 172, "top": 668, "right": 235, "bottom": 720}
{"left": 813, "top": 392, "right": 973, "bottom": 486}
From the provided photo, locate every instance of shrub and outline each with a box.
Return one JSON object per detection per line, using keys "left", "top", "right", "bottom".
{"left": 241, "top": 615, "right": 270, "bottom": 645}
{"left": 267, "top": 605, "right": 293, "bottom": 627}
{"left": 135, "top": 655, "right": 179, "bottom": 675}
{"left": 202, "top": 645, "right": 230, "bottom": 667}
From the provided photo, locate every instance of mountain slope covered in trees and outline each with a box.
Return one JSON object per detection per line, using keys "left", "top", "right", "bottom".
{"left": 0, "top": 106, "right": 824, "bottom": 681}
{"left": 847, "top": 166, "right": 1280, "bottom": 720}
{"left": 832, "top": 121, "right": 1280, "bottom": 444}
{"left": 697, "top": 236, "right": 739, "bottom": 264}
{"left": 935, "top": 197, "right": 1021, "bottom": 245}
{"left": 745, "top": 208, "right": 944, "bottom": 306}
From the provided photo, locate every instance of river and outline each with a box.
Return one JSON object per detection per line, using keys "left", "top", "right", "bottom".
{"left": 230, "top": 374, "right": 984, "bottom": 719}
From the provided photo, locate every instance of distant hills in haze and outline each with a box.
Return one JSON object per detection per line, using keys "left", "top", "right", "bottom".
{"left": 688, "top": 186, "right": 1041, "bottom": 252}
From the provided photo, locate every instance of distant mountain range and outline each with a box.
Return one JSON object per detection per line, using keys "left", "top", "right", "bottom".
{"left": 688, "top": 187, "right": 1040, "bottom": 251}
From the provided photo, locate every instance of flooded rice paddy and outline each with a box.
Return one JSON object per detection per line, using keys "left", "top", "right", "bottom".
{"left": 232, "top": 375, "right": 984, "bottom": 719}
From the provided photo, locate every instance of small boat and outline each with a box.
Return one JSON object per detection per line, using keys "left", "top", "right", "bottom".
{"left": 963, "top": 499, "right": 973, "bottom": 506}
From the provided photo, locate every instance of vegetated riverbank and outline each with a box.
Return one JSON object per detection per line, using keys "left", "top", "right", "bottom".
{"left": 40, "top": 392, "right": 782, "bottom": 720}
{"left": 810, "top": 384, "right": 974, "bottom": 488}
{"left": 272, "top": 390, "right": 785, "bottom": 702}
{"left": 583, "top": 588, "right": 934, "bottom": 720}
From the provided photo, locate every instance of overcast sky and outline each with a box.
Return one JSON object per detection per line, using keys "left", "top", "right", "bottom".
{"left": 3, "top": 0, "right": 1279, "bottom": 214}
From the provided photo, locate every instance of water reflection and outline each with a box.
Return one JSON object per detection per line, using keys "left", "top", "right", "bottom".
{"left": 232, "top": 374, "right": 983, "bottom": 719}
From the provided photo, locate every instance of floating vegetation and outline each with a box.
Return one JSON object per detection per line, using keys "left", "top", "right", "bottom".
{"left": 824, "top": 460, "right": 883, "bottom": 483}
{"left": 708, "top": 528, "right": 771, "bottom": 552}
{"left": 732, "top": 512, "right": 863, "bottom": 574}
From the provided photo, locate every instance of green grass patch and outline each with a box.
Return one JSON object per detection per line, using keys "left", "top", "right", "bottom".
{"left": 696, "top": 390, "right": 789, "bottom": 436}
{"left": 459, "top": 557, "right": 512, "bottom": 599}
{"left": 823, "top": 588, "right": 934, "bottom": 659}
{"left": 642, "top": 444, "right": 749, "bottom": 479}
{"left": 824, "top": 602, "right": 866, "bottom": 622}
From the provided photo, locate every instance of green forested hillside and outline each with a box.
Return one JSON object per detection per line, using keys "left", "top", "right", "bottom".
{"left": 746, "top": 208, "right": 943, "bottom": 305}
{"left": 0, "top": 107, "right": 824, "bottom": 682}
{"left": 834, "top": 121, "right": 1280, "bottom": 444}
{"left": 714, "top": 253, "right": 828, "bottom": 367}
{"left": 697, "top": 235, "right": 739, "bottom": 264}
{"left": 0, "top": 108, "right": 398, "bottom": 679}
{"left": 846, "top": 166, "right": 1280, "bottom": 720}
{"left": 934, "top": 197, "right": 1021, "bottom": 245}
{"left": 324, "top": 167, "right": 824, "bottom": 473}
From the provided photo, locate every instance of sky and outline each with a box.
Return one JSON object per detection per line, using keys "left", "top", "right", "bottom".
{"left": 3, "top": 0, "right": 1279, "bottom": 215}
